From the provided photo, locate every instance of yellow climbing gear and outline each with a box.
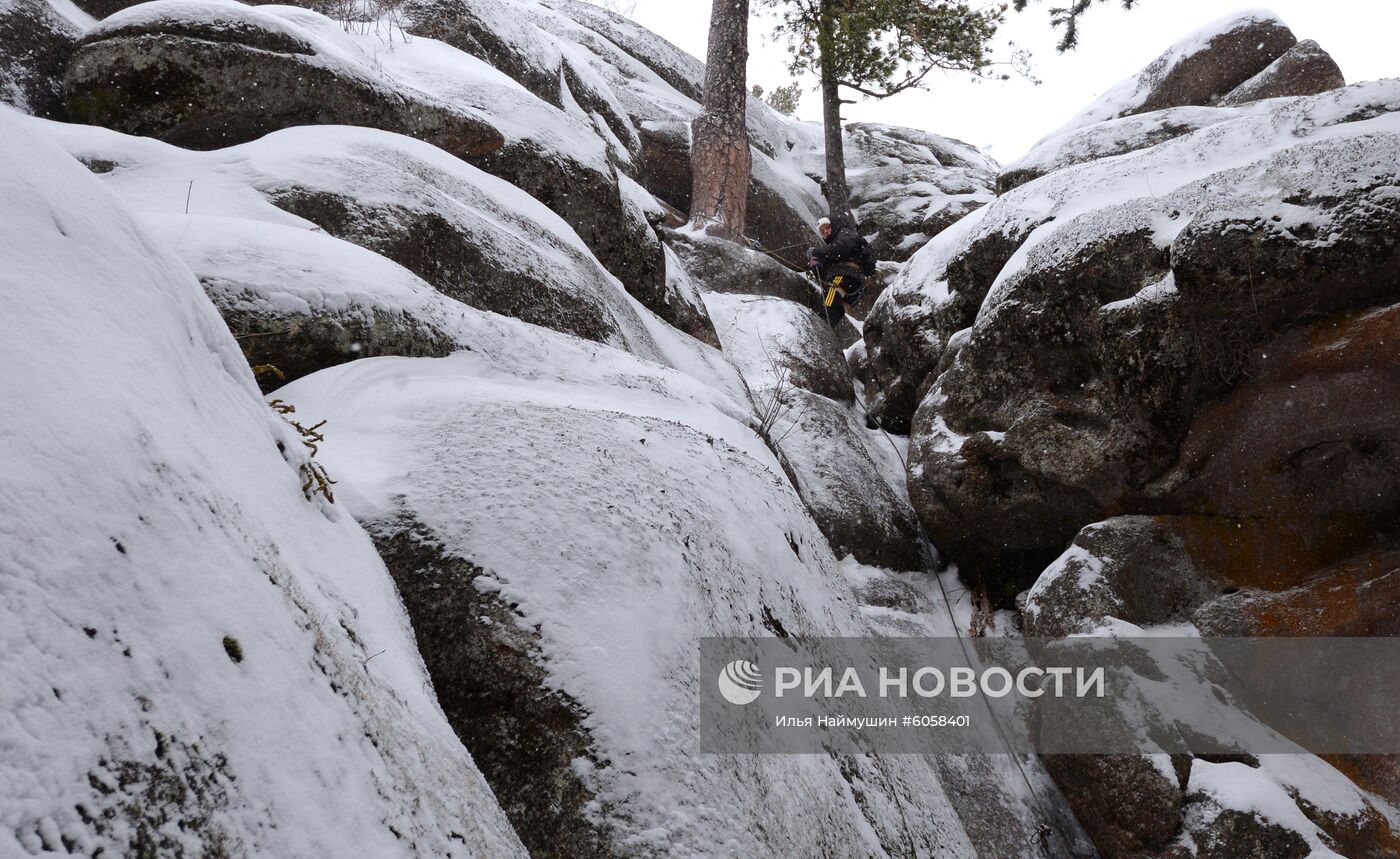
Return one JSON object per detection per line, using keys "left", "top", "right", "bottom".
{"left": 824, "top": 275, "right": 844, "bottom": 308}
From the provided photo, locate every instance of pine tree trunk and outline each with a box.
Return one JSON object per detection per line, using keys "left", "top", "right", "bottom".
{"left": 820, "top": 65, "right": 852, "bottom": 224}
{"left": 818, "top": 2, "right": 852, "bottom": 225}
{"left": 689, "top": 0, "right": 751, "bottom": 240}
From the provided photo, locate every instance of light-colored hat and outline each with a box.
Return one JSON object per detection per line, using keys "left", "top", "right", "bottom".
{"left": 817, "top": 217, "right": 831, "bottom": 229}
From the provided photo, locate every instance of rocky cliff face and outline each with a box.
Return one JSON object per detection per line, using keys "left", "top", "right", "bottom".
{"left": 6, "top": 0, "right": 1393, "bottom": 855}
{"left": 868, "top": 9, "right": 1400, "bottom": 857}
{"left": 0, "top": 0, "right": 1078, "bottom": 856}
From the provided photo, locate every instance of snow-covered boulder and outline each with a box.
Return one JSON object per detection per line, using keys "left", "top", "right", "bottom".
{"left": 1018, "top": 520, "right": 1400, "bottom": 858}
{"left": 42, "top": 120, "right": 683, "bottom": 363}
{"left": 62, "top": 0, "right": 667, "bottom": 301}
{"left": 1001, "top": 13, "right": 1346, "bottom": 193}
{"left": 1220, "top": 38, "right": 1347, "bottom": 106}
{"left": 1053, "top": 10, "right": 1298, "bottom": 135}
{"left": 702, "top": 290, "right": 927, "bottom": 570}
{"left": 1022, "top": 517, "right": 1217, "bottom": 639}
{"left": 273, "top": 341, "right": 994, "bottom": 857}
{"left": 637, "top": 118, "right": 825, "bottom": 267}
{"left": 836, "top": 122, "right": 997, "bottom": 263}
{"left": 704, "top": 292, "right": 851, "bottom": 405}
{"left": 0, "top": 0, "right": 82, "bottom": 118}
{"left": 141, "top": 213, "right": 481, "bottom": 390}
{"left": 663, "top": 226, "right": 817, "bottom": 307}
{"left": 769, "top": 390, "right": 928, "bottom": 571}
{"left": 0, "top": 105, "right": 525, "bottom": 858}
{"left": 877, "top": 81, "right": 1400, "bottom": 590}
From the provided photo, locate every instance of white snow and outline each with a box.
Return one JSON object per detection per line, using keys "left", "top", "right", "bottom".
{"left": 1051, "top": 9, "right": 1290, "bottom": 136}
{"left": 884, "top": 80, "right": 1400, "bottom": 330}
{"left": 0, "top": 105, "right": 523, "bottom": 858}
{"left": 274, "top": 344, "right": 980, "bottom": 855}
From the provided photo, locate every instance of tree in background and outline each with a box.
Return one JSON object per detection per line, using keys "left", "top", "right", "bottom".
{"left": 689, "top": 0, "right": 752, "bottom": 239}
{"left": 752, "top": 82, "right": 804, "bottom": 116}
{"left": 761, "top": 0, "right": 1005, "bottom": 222}
{"left": 762, "top": 0, "right": 1136, "bottom": 222}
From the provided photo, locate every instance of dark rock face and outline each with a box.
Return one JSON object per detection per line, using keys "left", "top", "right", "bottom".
{"left": 218, "top": 295, "right": 461, "bottom": 394}
{"left": 638, "top": 120, "right": 820, "bottom": 268}
{"left": 0, "top": 0, "right": 80, "bottom": 119}
{"left": 1022, "top": 517, "right": 1218, "bottom": 638}
{"left": 662, "top": 227, "right": 816, "bottom": 307}
{"left": 372, "top": 519, "right": 613, "bottom": 859}
{"left": 1043, "top": 755, "right": 1184, "bottom": 859}
{"left": 770, "top": 391, "right": 927, "bottom": 571}
{"left": 271, "top": 188, "right": 628, "bottom": 347}
{"left": 1194, "top": 548, "right": 1400, "bottom": 638}
{"left": 1221, "top": 40, "right": 1346, "bottom": 106}
{"left": 860, "top": 225, "right": 1032, "bottom": 435}
{"left": 1194, "top": 810, "right": 1309, "bottom": 859}
{"left": 62, "top": 9, "right": 666, "bottom": 305}
{"left": 1157, "top": 303, "right": 1400, "bottom": 536}
{"left": 64, "top": 31, "right": 503, "bottom": 156}
{"left": 1131, "top": 18, "right": 1296, "bottom": 115}
{"left": 895, "top": 85, "right": 1400, "bottom": 592}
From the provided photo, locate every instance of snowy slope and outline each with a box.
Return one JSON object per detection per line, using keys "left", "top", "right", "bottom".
{"left": 274, "top": 345, "right": 990, "bottom": 856}
{"left": 0, "top": 105, "right": 524, "bottom": 857}
{"left": 35, "top": 118, "right": 744, "bottom": 399}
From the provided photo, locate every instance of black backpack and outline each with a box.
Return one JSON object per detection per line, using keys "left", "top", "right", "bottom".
{"left": 856, "top": 235, "right": 879, "bottom": 276}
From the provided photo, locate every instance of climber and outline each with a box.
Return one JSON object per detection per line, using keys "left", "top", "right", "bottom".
{"left": 807, "top": 215, "right": 877, "bottom": 329}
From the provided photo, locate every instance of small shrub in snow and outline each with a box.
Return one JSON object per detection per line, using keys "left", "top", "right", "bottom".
{"left": 269, "top": 399, "right": 338, "bottom": 504}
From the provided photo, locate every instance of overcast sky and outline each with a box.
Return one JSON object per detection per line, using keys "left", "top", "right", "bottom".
{"left": 612, "top": 0, "right": 1400, "bottom": 163}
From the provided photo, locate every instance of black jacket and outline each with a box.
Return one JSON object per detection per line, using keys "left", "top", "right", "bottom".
{"left": 812, "top": 225, "right": 865, "bottom": 280}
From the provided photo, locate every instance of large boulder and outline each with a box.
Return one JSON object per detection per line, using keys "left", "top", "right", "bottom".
{"left": 1042, "top": 755, "right": 1185, "bottom": 859}
{"left": 637, "top": 119, "right": 824, "bottom": 267}
{"left": 139, "top": 213, "right": 479, "bottom": 391}
{"left": 838, "top": 123, "right": 997, "bottom": 263}
{"left": 42, "top": 121, "right": 685, "bottom": 364}
{"left": 1022, "top": 517, "right": 1218, "bottom": 638}
{"left": 62, "top": 0, "right": 666, "bottom": 303}
{"left": 703, "top": 292, "right": 852, "bottom": 405}
{"left": 662, "top": 226, "right": 817, "bottom": 307}
{"left": 1001, "top": 14, "right": 1344, "bottom": 194}
{"left": 0, "top": 0, "right": 81, "bottom": 119}
{"left": 274, "top": 340, "right": 992, "bottom": 856}
{"left": 1220, "top": 39, "right": 1346, "bottom": 106}
{"left": 766, "top": 390, "right": 929, "bottom": 571}
{"left": 1054, "top": 10, "right": 1298, "bottom": 135}
{"left": 892, "top": 81, "right": 1400, "bottom": 591}
{"left": 0, "top": 106, "right": 524, "bottom": 858}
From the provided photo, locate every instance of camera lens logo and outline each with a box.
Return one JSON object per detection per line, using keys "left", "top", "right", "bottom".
{"left": 718, "top": 659, "right": 763, "bottom": 705}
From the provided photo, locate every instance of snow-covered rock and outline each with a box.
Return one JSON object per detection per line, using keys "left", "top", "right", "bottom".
{"left": 1022, "top": 517, "right": 1217, "bottom": 639}
{"left": 704, "top": 291, "right": 851, "bottom": 405}
{"left": 869, "top": 81, "right": 1400, "bottom": 589}
{"left": 0, "top": 104, "right": 525, "bottom": 859}
{"left": 820, "top": 122, "right": 998, "bottom": 263}
{"left": 663, "top": 225, "right": 818, "bottom": 307}
{"left": 1001, "top": 12, "right": 1345, "bottom": 193}
{"left": 0, "top": 0, "right": 82, "bottom": 118}
{"left": 1052, "top": 10, "right": 1298, "bottom": 135}
{"left": 62, "top": 0, "right": 666, "bottom": 300}
{"left": 273, "top": 342, "right": 997, "bottom": 857}
{"left": 40, "top": 120, "right": 683, "bottom": 363}
{"left": 1220, "top": 38, "right": 1347, "bottom": 107}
